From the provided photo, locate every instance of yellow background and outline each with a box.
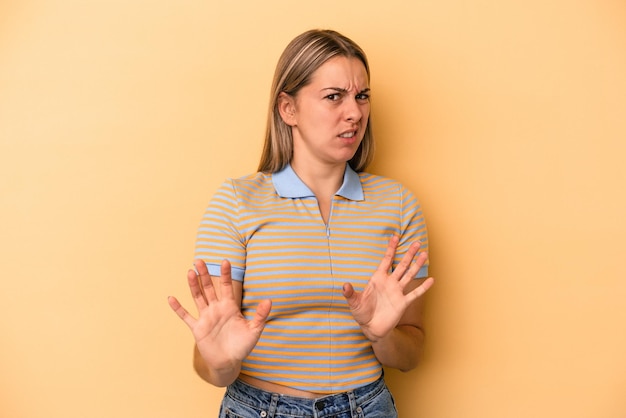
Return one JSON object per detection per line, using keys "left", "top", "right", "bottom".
{"left": 2, "top": 1, "right": 625, "bottom": 417}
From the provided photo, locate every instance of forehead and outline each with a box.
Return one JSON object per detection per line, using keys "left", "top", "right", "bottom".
{"left": 308, "top": 56, "right": 369, "bottom": 89}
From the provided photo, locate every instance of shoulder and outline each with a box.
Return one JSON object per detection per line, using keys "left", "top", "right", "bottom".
{"left": 358, "top": 171, "right": 410, "bottom": 194}
{"left": 217, "top": 172, "right": 273, "bottom": 195}
{"left": 357, "top": 172, "right": 422, "bottom": 212}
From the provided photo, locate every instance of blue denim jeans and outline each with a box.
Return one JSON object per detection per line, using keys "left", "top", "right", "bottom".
{"left": 219, "top": 374, "right": 398, "bottom": 418}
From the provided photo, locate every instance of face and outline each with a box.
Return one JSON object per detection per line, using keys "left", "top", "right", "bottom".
{"left": 281, "top": 56, "right": 370, "bottom": 169}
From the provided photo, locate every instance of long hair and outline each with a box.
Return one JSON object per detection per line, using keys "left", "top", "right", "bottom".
{"left": 257, "top": 29, "right": 375, "bottom": 173}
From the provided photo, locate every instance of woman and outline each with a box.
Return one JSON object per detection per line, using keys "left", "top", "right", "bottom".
{"left": 168, "top": 29, "right": 434, "bottom": 418}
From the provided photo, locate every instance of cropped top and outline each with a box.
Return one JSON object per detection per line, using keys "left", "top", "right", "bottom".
{"left": 195, "top": 163, "right": 429, "bottom": 393}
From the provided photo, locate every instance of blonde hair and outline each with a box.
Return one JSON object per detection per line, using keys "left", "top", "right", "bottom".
{"left": 257, "top": 29, "right": 375, "bottom": 173}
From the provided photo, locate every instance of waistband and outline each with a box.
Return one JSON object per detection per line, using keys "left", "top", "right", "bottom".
{"left": 226, "top": 373, "right": 386, "bottom": 417}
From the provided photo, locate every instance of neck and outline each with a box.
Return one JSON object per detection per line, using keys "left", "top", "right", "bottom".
{"left": 290, "top": 158, "right": 346, "bottom": 199}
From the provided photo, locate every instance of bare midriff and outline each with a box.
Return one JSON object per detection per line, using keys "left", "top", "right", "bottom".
{"left": 238, "top": 374, "right": 330, "bottom": 399}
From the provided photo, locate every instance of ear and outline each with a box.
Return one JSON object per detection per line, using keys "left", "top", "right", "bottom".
{"left": 277, "top": 92, "right": 297, "bottom": 126}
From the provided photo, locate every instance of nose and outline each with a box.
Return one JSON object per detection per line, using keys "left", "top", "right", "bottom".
{"left": 345, "top": 97, "right": 363, "bottom": 122}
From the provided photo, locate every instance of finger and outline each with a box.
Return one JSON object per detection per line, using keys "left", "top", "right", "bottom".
{"left": 187, "top": 268, "right": 209, "bottom": 309}
{"left": 249, "top": 299, "right": 272, "bottom": 330}
{"left": 376, "top": 235, "right": 400, "bottom": 274}
{"left": 342, "top": 282, "right": 360, "bottom": 310}
{"left": 217, "top": 259, "right": 235, "bottom": 301}
{"left": 398, "top": 251, "right": 428, "bottom": 287}
{"left": 392, "top": 240, "right": 422, "bottom": 280}
{"left": 194, "top": 259, "right": 218, "bottom": 303}
{"left": 187, "top": 269, "right": 207, "bottom": 309}
{"left": 342, "top": 282, "right": 356, "bottom": 300}
{"left": 167, "top": 296, "right": 197, "bottom": 329}
{"left": 405, "top": 277, "right": 435, "bottom": 304}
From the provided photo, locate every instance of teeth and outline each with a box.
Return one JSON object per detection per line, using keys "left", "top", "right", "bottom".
{"left": 340, "top": 132, "right": 355, "bottom": 138}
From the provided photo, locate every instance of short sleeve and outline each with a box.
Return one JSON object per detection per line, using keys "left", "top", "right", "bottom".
{"left": 194, "top": 179, "right": 246, "bottom": 280}
{"left": 395, "top": 184, "right": 429, "bottom": 278}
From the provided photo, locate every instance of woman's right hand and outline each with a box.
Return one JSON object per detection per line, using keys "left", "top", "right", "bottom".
{"left": 168, "top": 259, "right": 272, "bottom": 386}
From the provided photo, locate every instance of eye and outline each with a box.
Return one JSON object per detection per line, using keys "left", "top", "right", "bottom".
{"left": 325, "top": 93, "right": 341, "bottom": 101}
{"left": 356, "top": 93, "right": 370, "bottom": 101}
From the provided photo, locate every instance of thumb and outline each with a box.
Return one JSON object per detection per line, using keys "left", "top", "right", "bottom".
{"left": 250, "top": 299, "right": 272, "bottom": 327}
{"left": 342, "top": 282, "right": 356, "bottom": 302}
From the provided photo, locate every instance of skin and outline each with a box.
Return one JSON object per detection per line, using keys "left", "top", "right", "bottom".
{"left": 168, "top": 56, "right": 435, "bottom": 396}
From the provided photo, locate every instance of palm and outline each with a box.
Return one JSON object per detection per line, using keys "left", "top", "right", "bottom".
{"left": 168, "top": 259, "right": 271, "bottom": 369}
{"left": 190, "top": 292, "right": 264, "bottom": 364}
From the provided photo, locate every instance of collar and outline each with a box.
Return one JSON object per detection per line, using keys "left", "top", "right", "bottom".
{"left": 272, "top": 163, "right": 364, "bottom": 201}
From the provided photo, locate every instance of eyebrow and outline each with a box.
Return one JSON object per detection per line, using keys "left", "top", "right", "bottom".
{"left": 322, "top": 87, "right": 371, "bottom": 94}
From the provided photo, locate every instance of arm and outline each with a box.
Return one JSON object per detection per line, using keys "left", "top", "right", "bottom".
{"left": 370, "top": 278, "right": 429, "bottom": 371}
{"left": 343, "top": 235, "right": 434, "bottom": 372}
{"left": 191, "top": 340, "right": 242, "bottom": 384}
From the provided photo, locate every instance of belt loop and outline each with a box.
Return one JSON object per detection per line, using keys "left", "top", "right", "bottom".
{"left": 348, "top": 390, "right": 358, "bottom": 417}
{"left": 266, "top": 393, "right": 279, "bottom": 418}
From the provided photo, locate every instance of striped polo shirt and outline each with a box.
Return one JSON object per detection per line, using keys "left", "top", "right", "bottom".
{"left": 195, "top": 163, "right": 429, "bottom": 393}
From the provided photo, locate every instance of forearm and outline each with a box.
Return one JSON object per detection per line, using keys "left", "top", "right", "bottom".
{"left": 193, "top": 345, "right": 242, "bottom": 387}
{"left": 370, "top": 324, "right": 425, "bottom": 371}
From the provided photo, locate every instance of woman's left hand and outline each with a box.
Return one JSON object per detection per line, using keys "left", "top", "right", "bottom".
{"left": 342, "top": 235, "right": 434, "bottom": 343}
